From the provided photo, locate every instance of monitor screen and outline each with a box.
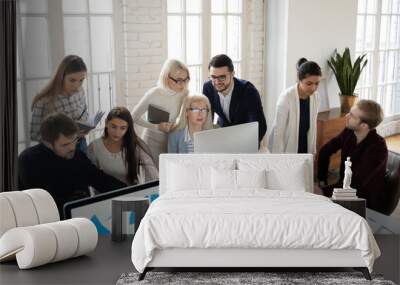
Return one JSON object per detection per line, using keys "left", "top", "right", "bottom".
{"left": 194, "top": 122, "right": 259, "bottom": 153}
{"left": 64, "top": 181, "right": 159, "bottom": 235}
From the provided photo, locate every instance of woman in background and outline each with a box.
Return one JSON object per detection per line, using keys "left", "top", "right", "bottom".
{"left": 31, "top": 55, "right": 89, "bottom": 152}
{"left": 87, "top": 107, "right": 158, "bottom": 185}
{"left": 168, "top": 94, "right": 213, "bottom": 153}
{"left": 269, "top": 58, "right": 322, "bottom": 154}
{"left": 131, "top": 59, "right": 190, "bottom": 166}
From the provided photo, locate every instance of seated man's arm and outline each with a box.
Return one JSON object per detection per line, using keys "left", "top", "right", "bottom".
{"left": 354, "top": 141, "right": 388, "bottom": 210}
{"left": 83, "top": 155, "right": 127, "bottom": 192}
{"left": 317, "top": 130, "right": 345, "bottom": 183}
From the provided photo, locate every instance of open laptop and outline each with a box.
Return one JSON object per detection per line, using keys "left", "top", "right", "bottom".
{"left": 194, "top": 122, "right": 259, "bottom": 153}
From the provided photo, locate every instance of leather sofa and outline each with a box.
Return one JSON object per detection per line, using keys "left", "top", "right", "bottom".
{"left": 381, "top": 150, "right": 400, "bottom": 215}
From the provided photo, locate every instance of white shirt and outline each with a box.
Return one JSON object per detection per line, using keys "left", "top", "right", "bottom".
{"left": 218, "top": 82, "right": 234, "bottom": 121}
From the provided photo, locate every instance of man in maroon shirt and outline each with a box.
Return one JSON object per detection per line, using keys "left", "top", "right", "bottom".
{"left": 317, "top": 100, "right": 388, "bottom": 212}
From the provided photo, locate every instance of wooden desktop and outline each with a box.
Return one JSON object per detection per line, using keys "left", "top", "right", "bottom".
{"left": 316, "top": 108, "right": 346, "bottom": 179}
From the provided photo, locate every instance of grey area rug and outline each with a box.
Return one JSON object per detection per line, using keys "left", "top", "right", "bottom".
{"left": 116, "top": 272, "right": 396, "bottom": 285}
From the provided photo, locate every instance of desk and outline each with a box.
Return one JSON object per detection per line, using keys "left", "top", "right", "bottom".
{"left": 316, "top": 108, "right": 346, "bottom": 180}
{"left": 0, "top": 236, "right": 133, "bottom": 285}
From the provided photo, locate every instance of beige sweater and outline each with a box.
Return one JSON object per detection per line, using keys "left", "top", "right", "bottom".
{"left": 131, "top": 86, "right": 188, "bottom": 132}
{"left": 268, "top": 84, "right": 319, "bottom": 154}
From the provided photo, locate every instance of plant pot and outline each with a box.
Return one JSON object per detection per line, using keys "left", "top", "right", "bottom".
{"left": 339, "top": 95, "right": 357, "bottom": 114}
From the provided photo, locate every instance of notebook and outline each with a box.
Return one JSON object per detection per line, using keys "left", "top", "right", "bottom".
{"left": 76, "top": 110, "right": 105, "bottom": 132}
{"left": 148, "top": 104, "right": 170, "bottom": 124}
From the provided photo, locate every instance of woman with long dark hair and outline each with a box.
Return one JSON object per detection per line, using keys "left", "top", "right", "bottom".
{"left": 31, "top": 55, "right": 89, "bottom": 151}
{"left": 269, "top": 58, "right": 322, "bottom": 154}
{"left": 87, "top": 107, "right": 158, "bottom": 185}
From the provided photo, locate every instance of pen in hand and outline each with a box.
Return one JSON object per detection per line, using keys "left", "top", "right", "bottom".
{"left": 77, "top": 106, "right": 87, "bottom": 121}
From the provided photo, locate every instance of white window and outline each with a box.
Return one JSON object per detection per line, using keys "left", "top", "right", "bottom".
{"left": 17, "top": 0, "right": 116, "bottom": 151}
{"left": 355, "top": 0, "right": 400, "bottom": 116}
{"left": 62, "top": 0, "right": 116, "bottom": 139}
{"left": 17, "top": 0, "right": 52, "bottom": 153}
{"left": 167, "top": 0, "right": 244, "bottom": 93}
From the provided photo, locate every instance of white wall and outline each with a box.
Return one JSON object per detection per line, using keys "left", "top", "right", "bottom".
{"left": 247, "top": 0, "right": 266, "bottom": 96}
{"left": 265, "top": 0, "right": 289, "bottom": 128}
{"left": 265, "top": 0, "right": 358, "bottom": 130}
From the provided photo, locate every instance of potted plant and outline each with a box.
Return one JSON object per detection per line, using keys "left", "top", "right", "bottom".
{"left": 327, "top": 47, "right": 368, "bottom": 114}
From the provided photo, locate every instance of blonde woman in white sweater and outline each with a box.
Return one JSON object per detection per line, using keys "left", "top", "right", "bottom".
{"left": 131, "top": 59, "right": 190, "bottom": 166}
{"left": 269, "top": 58, "right": 322, "bottom": 154}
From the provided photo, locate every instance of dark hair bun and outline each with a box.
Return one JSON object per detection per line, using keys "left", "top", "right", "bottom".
{"left": 296, "top": 58, "right": 322, "bottom": 80}
{"left": 296, "top": 58, "right": 308, "bottom": 70}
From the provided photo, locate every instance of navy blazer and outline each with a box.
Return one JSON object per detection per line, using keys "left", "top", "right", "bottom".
{"left": 202, "top": 77, "right": 267, "bottom": 142}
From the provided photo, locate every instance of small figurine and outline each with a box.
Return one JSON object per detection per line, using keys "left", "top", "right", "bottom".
{"left": 343, "top": 157, "right": 353, "bottom": 190}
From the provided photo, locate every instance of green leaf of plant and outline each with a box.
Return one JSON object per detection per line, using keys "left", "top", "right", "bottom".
{"left": 327, "top": 47, "right": 367, "bottom": 96}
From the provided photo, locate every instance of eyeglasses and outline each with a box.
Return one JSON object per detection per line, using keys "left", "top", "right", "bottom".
{"left": 209, "top": 74, "right": 230, "bottom": 83}
{"left": 168, "top": 76, "right": 190, "bottom": 85}
{"left": 188, "top": 107, "right": 209, "bottom": 113}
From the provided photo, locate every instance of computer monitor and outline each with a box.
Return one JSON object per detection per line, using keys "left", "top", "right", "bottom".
{"left": 64, "top": 181, "right": 159, "bottom": 235}
{"left": 194, "top": 122, "right": 259, "bottom": 153}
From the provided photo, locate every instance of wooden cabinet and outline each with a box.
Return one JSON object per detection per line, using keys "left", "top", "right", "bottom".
{"left": 316, "top": 108, "right": 346, "bottom": 174}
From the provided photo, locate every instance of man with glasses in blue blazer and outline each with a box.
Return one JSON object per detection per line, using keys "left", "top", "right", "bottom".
{"left": 202, "top": 54, "right": 267, "bottom": 144}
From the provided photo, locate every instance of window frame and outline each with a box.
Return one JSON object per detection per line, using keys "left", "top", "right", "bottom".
{"left": 17, "top": 0, "right": 53, "bottom": 152}
{"left": 16, "top": 0, "right": 117, "bottom": 150}
{"left": 166, "top": 0, "right": 247, "bottom": 93}
{"left": 355, "top": 0, "right": 400, "bottom": 120}
{"left": 62, "top": 1, "right": 117, "bottom": 140}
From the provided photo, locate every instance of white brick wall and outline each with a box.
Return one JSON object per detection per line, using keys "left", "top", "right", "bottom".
{"left": 118, "top": 0, "right": 265, "bottom": 109}
{"left": 120, "top": 0, "right": 166, "bottom": 111}
{"left": 246, "top": 0, "right": 265, "bottom": 98}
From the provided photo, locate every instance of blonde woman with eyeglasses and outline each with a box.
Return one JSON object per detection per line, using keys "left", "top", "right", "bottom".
{"left": 131, "top": 59, "right": 190, "bottom": 166}
{"left": 168, "top": 94, "right": 213, "bottom": 153}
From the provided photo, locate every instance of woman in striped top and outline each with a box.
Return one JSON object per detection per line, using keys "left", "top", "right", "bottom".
{"left": 168, "top": 94, "right": 213, "bottom": 153}
{"left": 30, "top": 55, "right": 89, "bottom": 152}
